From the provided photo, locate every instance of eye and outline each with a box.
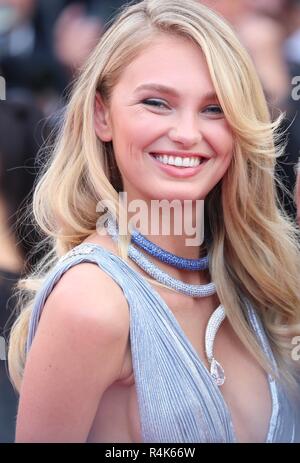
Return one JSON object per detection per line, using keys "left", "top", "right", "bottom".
{"left": 203, "top": 105, "right": 223, "bottom": 115}
{"left": 141, "top": 98, "right": 169, "bottom": 109}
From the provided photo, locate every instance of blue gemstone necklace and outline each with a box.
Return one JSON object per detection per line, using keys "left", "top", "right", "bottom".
{"left": 130, "top": 227, "right": 209, "bottom": 270}
{"left": 105, "top": 214, "right": 226, "bottom": 386}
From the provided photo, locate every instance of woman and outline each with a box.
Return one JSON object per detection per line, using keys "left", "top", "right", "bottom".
{"left": 8, "top": 0, "right": 300, "bottom": 443}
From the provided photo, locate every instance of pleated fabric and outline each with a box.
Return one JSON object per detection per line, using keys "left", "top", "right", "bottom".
{"left": 27, "top": 242, "right": 299, "bottom": 443}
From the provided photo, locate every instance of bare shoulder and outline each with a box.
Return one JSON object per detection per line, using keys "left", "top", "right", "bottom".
{"left": 49, "top": 257, "right": 129, "bottom": 335}
{"left": 38, "top": 250, "right": 130, "bottom": 353}
{"left": 16, "top": 249, "right": 130, "bottom": 442}
{"left": 46, "top": 228, "right": 128, "bottom": 340}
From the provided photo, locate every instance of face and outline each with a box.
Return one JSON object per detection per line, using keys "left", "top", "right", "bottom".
{"left": 95, "top": 34, "right": 234, "bottom": 203}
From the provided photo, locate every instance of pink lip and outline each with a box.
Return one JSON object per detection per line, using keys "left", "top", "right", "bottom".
{"left": 148, "top": 153, "right": 209, "bottom": 178}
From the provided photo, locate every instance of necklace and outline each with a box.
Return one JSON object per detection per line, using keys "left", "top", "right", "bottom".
{"left": 205, "top": 305, "right": 226, "bottom": 386}
{"left": 106, "top": 216, "right": 216, "bottom": 297}
{"left": 105, "top": 214, "right": 226, "bottom": 386}
{"left": 130, "top": 227, "right": 209, "bottom": 270}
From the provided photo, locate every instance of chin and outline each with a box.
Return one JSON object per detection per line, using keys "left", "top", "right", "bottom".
{"left": 149, "top": 191, "right": 207, "bottom": 202}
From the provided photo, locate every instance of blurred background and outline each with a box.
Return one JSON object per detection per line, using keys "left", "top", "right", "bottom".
{"left": 0, "top": 0, "right": 299, "bottom": 442}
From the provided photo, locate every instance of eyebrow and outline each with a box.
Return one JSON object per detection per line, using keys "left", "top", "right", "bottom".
{"left": 133, "top": 83, "right": 218, "bottom": 101}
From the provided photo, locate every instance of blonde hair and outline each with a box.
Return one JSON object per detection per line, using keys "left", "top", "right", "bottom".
{"left": 9, "top": 0, "right": 300, "bottom": 396}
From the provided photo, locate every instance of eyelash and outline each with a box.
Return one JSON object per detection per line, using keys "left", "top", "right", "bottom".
{"left": 141, "top": 98, "right": 223, "bottom": 114}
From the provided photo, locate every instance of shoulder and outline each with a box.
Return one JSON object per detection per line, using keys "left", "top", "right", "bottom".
{"left": 45, "top": 225, "right": 129, "bottom": 326}
{"left": 16, "top": 258, "right": 130, "bottom": 441}
{"left": 49, "top": 230, "right": 129, "bottom": 338}
{"left": 41, "top": 257, "right": 130, "bottom": 356}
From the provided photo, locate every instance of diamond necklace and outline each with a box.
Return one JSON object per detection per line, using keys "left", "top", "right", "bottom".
{"left": 106, "top": 216, "right": 216, "bottom": 297}
{"left": 105, "top": 214, "right": 226, "bottom": 386}
{"left": 205, "top": 304, "right": 226, "bottom": 386}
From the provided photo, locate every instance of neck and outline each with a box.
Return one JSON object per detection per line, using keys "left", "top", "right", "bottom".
{"left": 118, "top": 193, "right": 205, "bottom": 260}
{"left": 115, "top": 193, "right": 208, "bottom": 285}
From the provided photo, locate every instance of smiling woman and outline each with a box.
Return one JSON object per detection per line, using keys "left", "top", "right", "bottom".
{"left": 7, "top": 0, "right": 300, "bottom": 443}
{"left": 93, "top": 33, "right": 233, "bottom": 200}
{"left": 95, "top": 33, "right": 233, "bottom": 199}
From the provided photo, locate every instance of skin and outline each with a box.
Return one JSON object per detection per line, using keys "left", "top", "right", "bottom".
{"left": 95, "top": 34, "right": 233, "bottom": 203}
{"left": 16, "top": 33, "right": 272, "bottom": 444}
{"left": 94, "top": 33, "right": 234, "bottom": 262}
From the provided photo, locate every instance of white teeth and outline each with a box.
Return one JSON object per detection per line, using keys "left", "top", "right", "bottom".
{"left": 182, "top": 157, "right": 190, "bottom": 167}
{"left": 152, "top": 154, "right": 202, "bottom": 167}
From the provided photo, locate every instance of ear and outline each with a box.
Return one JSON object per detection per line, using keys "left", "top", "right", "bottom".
{"left": 94, "top": 91, "right": 112, "bottom": 142}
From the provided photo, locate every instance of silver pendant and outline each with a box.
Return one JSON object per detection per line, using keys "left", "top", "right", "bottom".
{"left": 205, "top": 304, "right": 226, "bottom": 387}
{"left": 210, "top": 358, "right": 226, "bottom": 386}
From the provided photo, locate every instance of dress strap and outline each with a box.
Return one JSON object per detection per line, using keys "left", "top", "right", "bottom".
{"left": 27, "top": 243, "right": 130, "bottom": 353}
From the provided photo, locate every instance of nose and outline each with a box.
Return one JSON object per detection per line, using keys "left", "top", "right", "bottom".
{"left": 168, "top": 112, "right": 202, "bottom": 147}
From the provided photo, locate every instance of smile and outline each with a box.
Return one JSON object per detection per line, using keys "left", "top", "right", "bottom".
{"left": 150, "top": 154, "right": 202, "bottom": 168}
{"left": 148, "top": 152, "right": 208, "bottom": 179}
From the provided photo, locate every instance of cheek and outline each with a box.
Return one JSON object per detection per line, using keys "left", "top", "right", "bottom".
{"left": 206, "top": 123, "right": 234, "bottom": 159}
{"left": 110, "top": 121, "right": 149, "bottom": 173}
{"left": 112, "top": 113, "right": 162, "bottom": 156}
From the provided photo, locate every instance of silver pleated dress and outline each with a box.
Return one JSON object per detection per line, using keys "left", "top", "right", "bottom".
{"left": 26, "top": 242, "right": 300, "bottom": 442}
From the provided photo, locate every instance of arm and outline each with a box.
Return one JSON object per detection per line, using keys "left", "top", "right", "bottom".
{"left": 15, "top": 262, "right": 130, "bottom": 442}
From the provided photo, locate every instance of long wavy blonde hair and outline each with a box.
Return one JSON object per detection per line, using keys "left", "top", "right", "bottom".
{"left": 8, "top": 0, "right": 300, "bottom": 396}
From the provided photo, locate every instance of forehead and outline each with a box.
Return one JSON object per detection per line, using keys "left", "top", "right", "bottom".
{"left": 113, "top": 34, "right": 216, "bottom": 95}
